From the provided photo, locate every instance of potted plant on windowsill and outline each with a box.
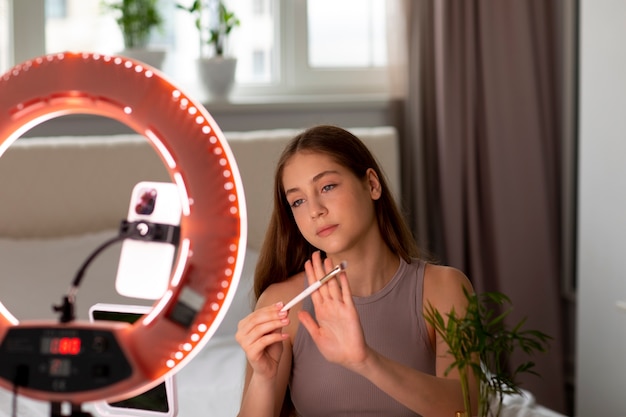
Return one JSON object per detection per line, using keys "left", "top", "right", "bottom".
{"left": 425, "top": 288, "right": 552, "bottom": 417}
{"left": 102, "top": 0, "right": 166, "bottom": 70}
{"left": 177, "top": 0, "right": 240, "bottom": 102}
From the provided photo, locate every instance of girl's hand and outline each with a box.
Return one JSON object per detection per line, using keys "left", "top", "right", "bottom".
{"left": 235, "top": 302, "right": 289, "bottom": 380}
{"left": 298, "top": 252, "right": 369, "bottom": 371}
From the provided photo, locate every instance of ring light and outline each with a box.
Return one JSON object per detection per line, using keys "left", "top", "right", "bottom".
{"left": 0, "top": 52, "right": 247, "bottom": 404}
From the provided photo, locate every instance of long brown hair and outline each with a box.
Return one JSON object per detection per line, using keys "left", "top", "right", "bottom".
{"left": 253, "top": 125, "right": 420, "bottom": 299}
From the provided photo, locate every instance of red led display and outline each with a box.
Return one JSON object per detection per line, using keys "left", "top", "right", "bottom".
{"left": 42, "top": 337, "right": 81, "bottom": 355}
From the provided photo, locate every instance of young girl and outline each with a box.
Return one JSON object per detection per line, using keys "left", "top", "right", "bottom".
{"left": 235, "top": 125, "right": 478, "bottom": 417}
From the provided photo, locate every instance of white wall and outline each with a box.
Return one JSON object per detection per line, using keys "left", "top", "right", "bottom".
{"left": 576, "top": 0, "right": 626, "bottom": 415}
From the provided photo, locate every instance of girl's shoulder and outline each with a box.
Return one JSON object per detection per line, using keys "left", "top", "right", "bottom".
{"left": 423, "top": 262, "right": 470, "bottom": 286}
{"left": 422, "top": 262, "right": 473, "bottom": 310}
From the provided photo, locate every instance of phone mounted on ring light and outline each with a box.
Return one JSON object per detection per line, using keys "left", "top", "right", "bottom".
{"left": 52, "top": 214, "right": 181, "bottom": 324}
{"left": 116, "top": 181, "right": 182, "bottom": 301}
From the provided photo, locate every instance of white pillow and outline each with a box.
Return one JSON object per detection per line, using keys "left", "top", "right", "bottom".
{"left": 0, "top": 230, "right": 126, "bottom": 321}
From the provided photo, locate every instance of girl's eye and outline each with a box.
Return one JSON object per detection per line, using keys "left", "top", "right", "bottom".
{"left": 290, "top": 198, "right": 304, "bottom": 208}
{"left": 321, "top": 184, "right": 336, "bottom": 193}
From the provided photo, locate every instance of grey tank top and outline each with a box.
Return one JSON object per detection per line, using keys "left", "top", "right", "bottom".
{"left": 290, "top": 258, "right": 435, "bottom": 417}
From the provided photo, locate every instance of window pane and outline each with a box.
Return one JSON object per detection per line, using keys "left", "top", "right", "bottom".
{"left": 228, "top": 0, "right": 275, "bottom": 83}
{"left": 39, "top": 0, "right": 386, "bottom": 95}
{"left": 307, "top": 0, "right": 386, "bottom": 68}
{"left": 44, "top": 0, "right": 275, "bottom": 85}
{"left": 45, "top": 0, "right": 123, "bottom": 54}
{"left": 0, "top": 0, "right": 10, "bottom": 73}
{"left": 46, "top": 0, "right": 67, "bottom": 19}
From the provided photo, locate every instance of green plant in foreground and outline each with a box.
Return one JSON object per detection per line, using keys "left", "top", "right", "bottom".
{"left": 102, "top": 0, "right": 164, "bottom": 49}
{"left": 177, "top": 0, "right": 240, "bottom": 57}
{"left": 425, "top": 287, "right": 551, "bottom": 417}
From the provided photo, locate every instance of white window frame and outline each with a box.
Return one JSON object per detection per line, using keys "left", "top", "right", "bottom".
{"left": 6, "top": 0, "right": 389, "bottom": 99}
{"left": 290, "top": 0, "right": 388, "bottom": 94}
{"left": 235, "top": 0, "right": 388, "bottom": 97}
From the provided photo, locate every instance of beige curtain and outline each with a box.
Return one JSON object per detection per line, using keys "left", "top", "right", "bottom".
{"left": 388, "top": 0, "right": 570, "bottom": 413}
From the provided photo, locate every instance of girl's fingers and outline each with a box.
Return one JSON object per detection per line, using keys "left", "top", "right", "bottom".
{"left": 242, "top": 318, "right": 287, "bottom": 344}
{"left": 304, "top": 259, "right": 317, "bottom": 286}
{"left": 311, "top": 251, "right": 326, "bottom": 279}
{"left": 304, "top": 251, "right": 346, "bottom": 304}
{"left": 246, "top": 331, "right": 287, "bottom": 357}
{"left": 338, "top": 272, "right": 353, "bottom": 304}
{"left": 305, "top": 253, "right": 329, "bottom": 302}
{"left": 322, "top": 257, "right": 342, "bottom": 301}
{"left": 238, "top": 304, "right": 284, "bottom": 330}
{"left": 237, "top": 304, "right": 288, "bottom": 343}
{"left": 313, "top": 251, "right": 337, "bottom": 299}
{"left": 297, "top": 310, "right": 319, "bottom": 338}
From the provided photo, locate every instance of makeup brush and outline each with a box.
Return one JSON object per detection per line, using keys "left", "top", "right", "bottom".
{"left": 280, "top": 261, "right": 348, "bottom": 312}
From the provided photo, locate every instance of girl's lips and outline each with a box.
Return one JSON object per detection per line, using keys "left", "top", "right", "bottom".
{"left": 316, "top": 224, "right": 338, "bottom": 237}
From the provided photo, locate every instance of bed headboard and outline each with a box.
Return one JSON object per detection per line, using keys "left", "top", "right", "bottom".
{"left": 0, "top": 127, "right": 399, "bottom": 251}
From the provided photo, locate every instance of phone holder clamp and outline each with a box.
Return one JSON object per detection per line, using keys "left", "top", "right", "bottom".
{"left": 119, "top": 220, "right": 180, "bottom": 245}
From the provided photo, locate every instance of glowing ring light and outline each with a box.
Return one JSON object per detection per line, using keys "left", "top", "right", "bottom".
{"left": 0, "top": 52, "right": 246, "bottom": 403}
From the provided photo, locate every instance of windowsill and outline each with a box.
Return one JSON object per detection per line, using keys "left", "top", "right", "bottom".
{"left": 20, "top": 93, "right": 398, "bottom": 138}
{"left": 202, "top": 92, "right": 392, "bottom": 110}
{"left": 202, "top": 93, "right": 397, "bottom": 132}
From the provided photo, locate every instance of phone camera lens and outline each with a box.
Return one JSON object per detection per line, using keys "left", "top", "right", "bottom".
{"left": 135, "top": 188, "right": 157, "bottom": 215}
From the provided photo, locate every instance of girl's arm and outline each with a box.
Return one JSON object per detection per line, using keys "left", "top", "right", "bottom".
{"left": 236, "top": 296, "right": 294, "bottom": 417}
{"left": 298, "top": 259, "right": 478, "bottom": 417}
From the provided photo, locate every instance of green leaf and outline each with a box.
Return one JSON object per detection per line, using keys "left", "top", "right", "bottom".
{"left": 423, "top": 286, "right": 552, "bottom": 417}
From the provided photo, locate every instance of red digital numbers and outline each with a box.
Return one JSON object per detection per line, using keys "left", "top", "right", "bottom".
{"left": 48, "top": 337, "right": 81, "bottom": 355}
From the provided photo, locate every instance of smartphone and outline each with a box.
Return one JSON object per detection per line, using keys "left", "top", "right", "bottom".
{"left": 115, "top": 181, "right": 182, "bottom": 300}
{"left": 89, "top": 303, "right": 178, "bottom": 417}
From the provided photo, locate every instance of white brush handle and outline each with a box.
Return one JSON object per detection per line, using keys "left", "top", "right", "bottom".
{"left": 281, "top": 281, "right": 322, "bottom": 312}
{"left": 280, "top": 262, "right": 347, "bottom": 312}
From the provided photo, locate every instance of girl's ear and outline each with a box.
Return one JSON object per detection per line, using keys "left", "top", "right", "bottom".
{"left": 366, "top": 168, "right": 382, "bottom": 200}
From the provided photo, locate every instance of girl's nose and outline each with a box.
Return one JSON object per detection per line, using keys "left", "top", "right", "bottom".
{"left": 309, "top": 198, "right": 327, "bottom": 219}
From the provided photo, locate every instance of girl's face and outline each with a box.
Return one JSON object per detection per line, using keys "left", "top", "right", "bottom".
{"left": 282, "top": 151, "right": 381, "bottom": 255}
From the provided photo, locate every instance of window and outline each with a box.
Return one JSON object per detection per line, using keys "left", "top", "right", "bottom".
{"left": 276, "top": 0, "right": 388, "bottom": 95}
{"left": 45, "top": 0, "right": 119, "bottom": 54}
{"left": 10, "top": 0, "right": 388, "bottom": 98}
{"left": 45, "top": 0, "right": 67, "bottom": 19}
{"left": 0, "top": 0, "right": 10, "bottom": 74}
{"left": 252, "top": 49, "right": 268, "bottom": 80}
{"left": 307, "top": 0, "right": 386, "bottom": 68}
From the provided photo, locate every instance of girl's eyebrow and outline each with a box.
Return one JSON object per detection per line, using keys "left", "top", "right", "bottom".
{"left": 285, "top": 170, "right": 340, "bottom": 196}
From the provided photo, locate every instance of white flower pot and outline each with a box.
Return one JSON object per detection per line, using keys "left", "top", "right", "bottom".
{"left": 197, "top": 56, "right": 237, "bottom": 102}
{"left": 120, "top": 48, "right": 167, "bottom": 71}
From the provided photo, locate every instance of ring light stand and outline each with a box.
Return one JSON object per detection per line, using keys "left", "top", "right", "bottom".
{"left": 0, "top": 52, "right": 247, "bottom": 412}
